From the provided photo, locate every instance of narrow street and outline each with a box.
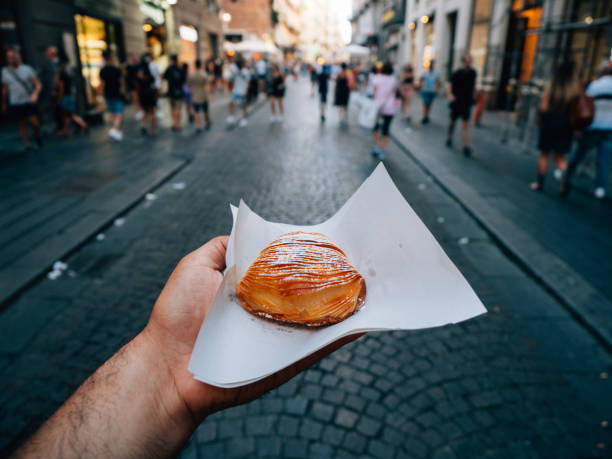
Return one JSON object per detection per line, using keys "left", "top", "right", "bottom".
{"left": 1, "top": 78, "right": 610, "bottom": 457}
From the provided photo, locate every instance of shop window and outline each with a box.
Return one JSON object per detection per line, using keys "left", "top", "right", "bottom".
{"left": 74, "top": 14, "right": 123, "bottom": 108}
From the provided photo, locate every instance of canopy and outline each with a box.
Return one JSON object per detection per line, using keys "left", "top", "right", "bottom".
{"left": 229, "top": 39, "right": 282, "bottom": 56}
{"left": 337, "top": 44, "right": 371, "bottom": 56}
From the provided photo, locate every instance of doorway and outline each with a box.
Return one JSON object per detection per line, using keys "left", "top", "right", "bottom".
{"left": 446, "top": 11, "right": 457, "bottom": 78}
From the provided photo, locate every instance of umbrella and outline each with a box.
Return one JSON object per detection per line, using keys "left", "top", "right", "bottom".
{"left": 232, "top": 39, "right": 281, "bottom": 56}
{"left": 337, "top": 44, "right": 371, "bottom": 56}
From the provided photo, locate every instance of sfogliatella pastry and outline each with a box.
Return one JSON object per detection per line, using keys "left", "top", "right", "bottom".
{"left": 236, "top": 231, "right": 366, "bottom": 326}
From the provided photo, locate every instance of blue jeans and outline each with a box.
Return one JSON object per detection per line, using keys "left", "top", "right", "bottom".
{"left": 566, "top": 130, "right": 612, "bottom": 188}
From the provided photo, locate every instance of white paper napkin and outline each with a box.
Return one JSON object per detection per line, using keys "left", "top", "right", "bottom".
{"left": 189, "top": 163, "right": 486, "bottom": 387}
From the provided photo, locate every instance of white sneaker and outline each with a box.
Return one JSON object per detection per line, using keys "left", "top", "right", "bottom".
{"left": 269, "top": 116, "right": 277, "bottom": 123}
{"left": 134, "top": 111, "right": 144, "bottom": 121}
{"left": 594, "top": 187, "right": 605, "bottom": 199}
{"left": 226, "top": 115, "right": 236, "bottom": 124}
{"left": 554, "top": 169, "right": 563, "bottom": 180}
{"left": 108, "top": 128, "right": 122, "bottom": 141}
{"left": 239, "top": 118, "right": 248, "bottom": 127}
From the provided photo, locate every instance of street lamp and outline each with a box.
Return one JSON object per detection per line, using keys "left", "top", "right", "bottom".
{"left": 420, "top": 16, "right": 429, "bottom": 24}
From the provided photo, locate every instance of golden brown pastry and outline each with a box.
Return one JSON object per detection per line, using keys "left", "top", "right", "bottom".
{"left": 236, "top": 231, "right": 366, "bottom": 326}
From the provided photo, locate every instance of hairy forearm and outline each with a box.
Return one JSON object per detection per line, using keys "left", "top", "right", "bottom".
{"left": 14, "top": 331, "right": 194, "bottom": 459}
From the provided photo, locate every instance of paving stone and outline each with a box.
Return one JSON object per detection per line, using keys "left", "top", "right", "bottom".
{"left": 369, "top": 439, "right": 397, "bottom": 459}
{"left": 226, "top": 437, "right": 255, "bottom": 457}
{"left": 277, "top": 415, "right": 300, "bottom": 437}
{"left": 311, "top": 401, "right": 335, "bottom": 422}
{"left": 322, "top": 425, "right": 345, "bottom": 447}
{"left": 256, "top": 437, "right": 282, "bottom": 457}
{"left": 195, "top": 421, "right": 217, "bottom": 443}
{"left": 342, "top": 431, "right": 367, "bottom": 454}
{"left": 345, "top": 394, "right": 367, "bottom": 412}
{"left": 309, "top": 442, "right": 334, "bottom": 458}
{"left": 285, "top": 396, "right": 309, "bottom": 415}
{"left": 335, "top": 407, "right": 360, "bottom": 429}
{"left": 356, "top": 415, "right": 382, "bottom": 437}
{"left": 245, "top": 415, "right": 276, "bottom": 436}
{"left": 283, "top": 438, "right": 309, "bottom": 458}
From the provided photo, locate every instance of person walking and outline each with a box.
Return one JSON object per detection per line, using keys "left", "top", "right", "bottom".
{"left": 125, "top": 55, "right": 141, "bottom": 119}
{"left": 365, "top": 64, "right": 380, "bottom": 98}
{"left": 317, "top": 65, "right": 330, "bottom": 122}
{"left": 399, "top": 64, "right": 414, "bottom": 122}
{"left": 562, "top": 60, "right": 612, "bottom": 199}
{"left": 529, "top": 60, "right": 579, "bottom": 191}
{"left": 268, "top": 64, "right": 285, "bottom": 123}
{"left": 181, "top": 62, "right": 195, "bottom": 124}
{"left": 40, "top": 45, "right": 61, "bottom": 132}
{"left": 187, "top": 59, "right": 211, "bottom": 132}
{"left": 137, "top": 56, "right": 158, "bottom": 136}
{"left": 334, "top": 63, "right": 350, "bottom": 125}
{"left": 446, "top": 55, "right": 477, "bottom": 157}
{"left": 1, "top": 48, "right": 43, "bottom": 150}
{"left": 163, "top": 55, "right": 185, "bottom": 131}
{"left": 100, "top": 51, "right": 125, "bottom": 141}
{"left": 227, "top": 57, "right": 250, "bottom": 127}
{"left": 55, "top": 61, "right": 88, "bottom": 136}
{"left": 419, "top": 60, "right": 441, "bottom": 124}
{"left": 371, "top": 62, "right": 398, "bottom": 160}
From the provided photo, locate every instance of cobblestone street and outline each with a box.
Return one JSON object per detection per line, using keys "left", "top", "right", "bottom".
{"left": 1, "top": 79, "right": 611, "bottom": 457}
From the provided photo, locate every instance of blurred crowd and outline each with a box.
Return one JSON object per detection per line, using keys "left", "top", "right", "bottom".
{"left": 2, "top": 45, "right": 610, "bottom": 199}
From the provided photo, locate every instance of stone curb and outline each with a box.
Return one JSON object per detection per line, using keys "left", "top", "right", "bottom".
{"left": 391, "top": 132, "right": 612, "bottom": 352}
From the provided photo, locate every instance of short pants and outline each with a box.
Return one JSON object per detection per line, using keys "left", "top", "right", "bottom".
{"left": 450, "top": 101, "right": 472, "bottom": 121}
{"left": 106, "top": 98, "right": 124, "bottom": 114}
{"left": 169, "top": 97, "right": 183, "bottom": 109}
{"left": 374, "top": 114, "right": 393, "bottom": 136}
{"left": 231, "top": 93, "right": 246, "bottom": 105}
{"left": 9, "top": 103, "right": 37, "bottom": 121}
{"left": 421, "top": 91, "right": 436, "bottom": 107}
{"left": 193, "top": 101, "right": 208, "bottom": 113}
{"left": 59, "top": 94, "right": 75, "bottom": 113}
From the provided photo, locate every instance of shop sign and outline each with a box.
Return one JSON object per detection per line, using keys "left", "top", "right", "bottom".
{"left": 75, "top": 0, "right": 122, "bottom": 19}
{"left": 179, "top": 25, "right": 198, "bottom": 43}
{"left": 141, "top": 2, "right": 165, "bottom": 25}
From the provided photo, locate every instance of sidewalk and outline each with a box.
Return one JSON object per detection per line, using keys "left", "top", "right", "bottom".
{"left": 388, "top": 96, "right": 612, "bottom": 348}
{"left": 0, "top": 94, "right": 241, "bottom": 308}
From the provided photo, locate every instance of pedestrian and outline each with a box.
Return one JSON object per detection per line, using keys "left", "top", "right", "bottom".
{"left": 181, "top": 63, "right": 195, "bottom": 124}
{"left": 562, "top": 60, "right": 612, "bottom": 199}
{"left": 446, "top": 54, "right": 477, "bottom": 157}
{"left": 54, "top": 60, "right": 88, "bottom": 136}
{"left": 137, "top": 56, "right": 158, "bottom": 136}
{"left": 163, "top": 55, "right": 185, "bottom": 132}
{"left": 40, "top": 45, "right": 61, "bottom": 132}
{"left": 365, "top": 64, "right": 381, "bottom": 98}
{"left": 100, "top": 50, "right": 125, "bottom": 141}
{"left": 214, "top": 58, "right": 223, "bottom": 91}
{"left": 255, "top": 56, "right": 267, "bottom": 94}
{"left": 1, "top": 48, "right": 43, "bottom": 150}
{"left": 268, "top": 63, "right": 285, "bottom": 123}
{"left": 317, "top": 65, "right": 330, "bottom": 122}
{"left": 247, "top": 62, "right": 259, "bottom": 106}
{"left": 371, "top": 62, "right": 398, "bottom": 160}
{"left": 530, "top": 60, "right": 579, "bottom": 191}
{"left": 334, "top": 62, "right": 350, "bottom": 125}
{"left": 399, "top": 64, "right": 414, "bottom": 122}
{"left": 309, "top": 63, "right": 317, "bottom": 97}
{"left": 419, "top": 59, "right": 440, "bottom": 124}
{"left": 227, "top": 57, "right": 250, "bottom": 127}
{"left": 125, "top": 54, "right": 141, "bottom": 119}
{"left": 187, "top": 59, "right": 211, "bottom": 132}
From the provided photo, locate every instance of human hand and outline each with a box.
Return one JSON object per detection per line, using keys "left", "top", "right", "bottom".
{"left": 143, "top": 236, "right": 362, "bottom": 425}
{"left": 448, "top": 93, "right": 455, "bottom": 103}
{"left": 28, "top": 93, "right": 38, "bottom": 104}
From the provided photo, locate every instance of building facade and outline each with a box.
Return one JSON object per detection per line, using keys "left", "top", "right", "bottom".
{"left": 220, "top": 0, "right": 274, "bottom": 44}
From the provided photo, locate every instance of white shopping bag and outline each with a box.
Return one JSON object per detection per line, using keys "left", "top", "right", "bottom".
{"left": 358, "top": 96, "right": 379, "bottom": 129}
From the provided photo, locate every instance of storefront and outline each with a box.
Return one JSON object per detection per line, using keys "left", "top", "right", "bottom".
{"left": 468, "top": 0, "right": 492, "bottom": 84}
{"left": 140, "top": 0, "right": 168, "bottom": 67}
{"left": 179, "top": 24, "right": 198, "bottom": 66}
{"left": 74, "top": 12, "right": 124, "bottom": 108}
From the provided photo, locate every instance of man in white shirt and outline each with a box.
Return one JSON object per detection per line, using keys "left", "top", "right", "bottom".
{"left": 1, "top": 48, "right": 42, "bottom": 150}
{"left": 227, "top": 57, "right": 250, "bottom": 127}
{"left": 563, "top": 60, "right": 612, "bottom": 199}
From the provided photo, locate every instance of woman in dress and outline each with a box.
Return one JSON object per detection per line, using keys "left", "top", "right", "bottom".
{"left": 334, "top": 62, "right": 350, "bottom": 124}
{"left": 371, "top": 62, "right": 398, "bottom": 159}
{"left": 530, "top": 60, "right": 579, "bottom": 191}
{"left": 399, "top": 64, "right": 414, "bottom": 122}
{"left": 137, "top": 56, "right": 158, "bottom": 136}
{"left": 268, "top": 64, "right": 286, "bottom": 123}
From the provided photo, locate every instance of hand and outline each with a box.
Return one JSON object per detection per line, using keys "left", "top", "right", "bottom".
{"left": 29, "top": 93, "right": 38, "bottom": 104}
{"left": 144, "top": 236, "right": 362, "bottom": 424}
{"left": 448, "top": 93, "right": 455, "bottom": 103}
